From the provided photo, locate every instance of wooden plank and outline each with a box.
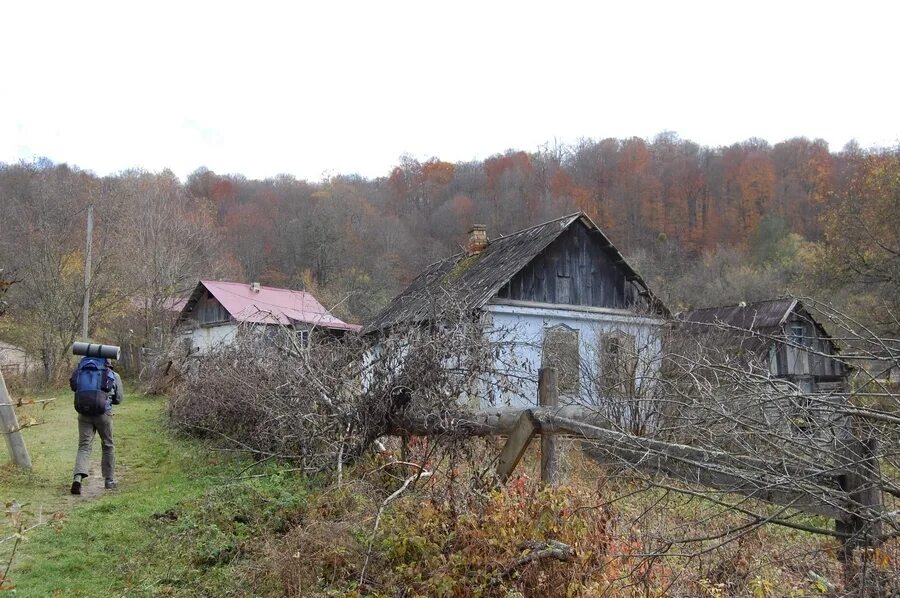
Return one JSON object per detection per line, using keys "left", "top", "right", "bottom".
{"left": 394, "top": 406, "right": 852, "bottom": 478}
{"left": 539, "top": 368, "right": 560, "bottom": 485}
{"left": 581, "top": 443, "right": 845, "bottom": 520}
{"left": 495, "top": 411, "right": 538, "bottom": 483}
{"left": 550, "top": 414, "right": 850, "bottom": 521}
{"left": 531, "top": 412, "right": 844, "bottom": 481}
{"left": 835, "top": 433, "right": 884, "bottom": 557}
{"left": 390, "top": 405, "right": 853, "bottom": 519}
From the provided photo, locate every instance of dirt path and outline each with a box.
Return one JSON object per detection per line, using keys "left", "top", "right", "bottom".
{"left": 4, "top": 394, "right": 161, "bottom": 543}
{"left": 6, "top": 462, "right": 131, "bottom": 536}
{"left": 65, "top": 462, "right": 130, "bottom": 504}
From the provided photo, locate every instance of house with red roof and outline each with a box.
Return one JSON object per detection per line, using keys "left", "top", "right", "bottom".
{"left": 175, "top": 280, "right": 361, "bottom": 353}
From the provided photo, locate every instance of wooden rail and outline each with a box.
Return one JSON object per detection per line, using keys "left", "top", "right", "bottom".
{"left": 388, "top": 367, "right": 885, "bottom": 552}
{"left": 484, "top": 367, "right": 884, "bottom": 554}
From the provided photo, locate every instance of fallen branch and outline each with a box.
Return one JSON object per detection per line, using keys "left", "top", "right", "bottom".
{"left": 359, "top": 469, "right": 434, "bottom": 587}
{"left": 0, "top": 519, "right": 51, "bottom": 545}
{"left": 0, "top": 422, "right": 45, "bottom": 434}
{"left": 499, "top": 540, "right": 574, "bottom": 579}
{"left": 0, "top": 398, "right": 57, "bottom": 407}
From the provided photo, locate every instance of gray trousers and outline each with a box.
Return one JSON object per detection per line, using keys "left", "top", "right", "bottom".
{"left": 73, "top": 413, "right": 115, "bottom": 481}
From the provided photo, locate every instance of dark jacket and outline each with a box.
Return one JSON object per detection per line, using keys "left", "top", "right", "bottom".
{"left": 105, "top": 371, "right": 124, "bottom": 414}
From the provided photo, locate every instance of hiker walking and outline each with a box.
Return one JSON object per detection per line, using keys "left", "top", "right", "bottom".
{"left": 69, "top": 357, "right": 123, "bottom": 495}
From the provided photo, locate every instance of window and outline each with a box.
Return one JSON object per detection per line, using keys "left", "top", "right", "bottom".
{"left": 556, "top": 274, "right": 571, "bottom": 304}
{"left": 541, "top": 325, "right": 580, "bottom": 394}
{"left": 791, "top": 324, "right": 805, "bottom": 346}
{"left": 601, "top": 330, "right": 637, "bottom": 396}
{"left": 768, "top": 343, "right": 781, "bottom": 375}
{"left": 298, "top": 329, "right": 310, "bottom": 348}
{"left": 789, "top": 380, "right": 815, "bottom": 435}
{"left": 556, "top": 254, "right": 572, "bottom": 304}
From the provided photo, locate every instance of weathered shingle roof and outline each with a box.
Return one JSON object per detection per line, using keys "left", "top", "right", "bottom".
{"left": 364, "top": 213, "right": 663, "bottom": 334}
{"left": 681, "top": 298, "right": 797, "bottom": 332}
{"left": 178, "top": 280, "right": 361, "bottom": 332}
{"left": 679, "top": 298, "right": 848, "bottom": 362}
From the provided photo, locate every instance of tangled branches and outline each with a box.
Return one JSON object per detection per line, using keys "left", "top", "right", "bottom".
{"left": 169, "top": 304, "right": 523, "bottom": 471}
{"left": 167, "top": 295, "right": 900, "bottom": 594}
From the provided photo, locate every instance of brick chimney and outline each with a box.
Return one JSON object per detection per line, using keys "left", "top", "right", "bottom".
{"left": 466, "top": 224, "right": 488, "bottom": 256}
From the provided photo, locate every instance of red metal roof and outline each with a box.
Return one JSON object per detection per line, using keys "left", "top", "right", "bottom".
{"left": 183, "top": 280, "right": 361, "bottom": 332}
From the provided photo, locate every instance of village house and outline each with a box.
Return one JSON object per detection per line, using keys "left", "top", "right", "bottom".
{"left": 364, "top": 213, "right": 669, "bottom": 409}
{"left": 176, "top": 280, "right": 360, "bottom": 353}
{"left": 0, "top": 340, "right": 36, "bottom": 379}
{"left": 681, "top": 298, "right": 849, "bottom": 394}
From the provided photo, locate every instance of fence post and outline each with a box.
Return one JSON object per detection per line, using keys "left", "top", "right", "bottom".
{"left": 495, "top": 411, "right": 538, "bottom": 483}
{"left": 836, "top": 430, "right": 883, "bottom": 561}
{"left": 0, "top": 370, "right": 32, "bottom": 469}
{"left": 539, "top": 367, "right": 560, "bottom": 485}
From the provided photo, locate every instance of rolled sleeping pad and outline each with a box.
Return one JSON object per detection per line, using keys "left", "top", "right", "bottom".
{"left": 72, "top": 342, "right": 121, "bottom": 360}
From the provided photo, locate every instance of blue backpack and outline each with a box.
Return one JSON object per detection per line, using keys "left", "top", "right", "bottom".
{"left": 70, "top": 357, "right": 114, "bottom": 416}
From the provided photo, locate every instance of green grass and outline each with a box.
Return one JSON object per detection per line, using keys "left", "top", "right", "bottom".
{"left": 3, "top": 389, "right": 180, "bottom": 532}
{"left": 1, "top": 386, "right": 314, "bottom": 597}
{"left": 4, "top": 386, "right": 886, "bottom": 596}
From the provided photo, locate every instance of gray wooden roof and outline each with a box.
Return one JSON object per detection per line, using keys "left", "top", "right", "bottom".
{"left": 681, "top": 298, "right": 798, "bottom": 332}
{"left": 363, "top": 213, "right": 664, "bottom": 334}
{"left": 679, "top": 298, "right": 846, "bottom": 361}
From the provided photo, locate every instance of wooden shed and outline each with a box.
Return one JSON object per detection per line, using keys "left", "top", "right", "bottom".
{"left": 682, "top": 298, "right": 848, "bottom": 393}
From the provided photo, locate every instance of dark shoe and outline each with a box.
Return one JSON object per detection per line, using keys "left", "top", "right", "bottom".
{"left": 104, "top": 479, "right": 117, "bottom": 490}
{"left": 70, "top": 480, "right": 82, "bottom": 495}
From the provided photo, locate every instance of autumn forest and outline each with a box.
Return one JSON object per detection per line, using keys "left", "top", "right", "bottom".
{"left": 1, "top": 133, "right": 898, "bottom": 379}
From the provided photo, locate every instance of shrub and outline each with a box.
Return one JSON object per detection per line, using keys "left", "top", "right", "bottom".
{"left": 266, "top": 471, "right": 671, "bottom": 597}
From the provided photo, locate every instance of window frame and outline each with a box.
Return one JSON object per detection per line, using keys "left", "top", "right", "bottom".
{"left": 790, "top": 323, "right": 805, "bottom": 346}
{"left": 199, "top": 298, "right": 230, "bottom": 327}
{"left": 541, "top": 324, "right": 581, "bottom": 395}
{"left": 600, "top": 329, "right": 638, "bottom": 397}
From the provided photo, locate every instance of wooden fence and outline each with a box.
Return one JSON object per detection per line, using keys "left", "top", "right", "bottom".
{"left": 488, "top": 367, "right": 885, "bottom": 559}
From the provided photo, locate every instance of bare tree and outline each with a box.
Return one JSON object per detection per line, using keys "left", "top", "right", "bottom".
{"left": 0, "top": 269, "right": 13, "bottom": 317}
{"left": 112, "top": 170, "right": 227, "bottom": 363}
{"left": 0, "top": 162, "right": 124, "bottom": 381}
{"left": 563, "top": 299, "right": 899, "bottom": 594}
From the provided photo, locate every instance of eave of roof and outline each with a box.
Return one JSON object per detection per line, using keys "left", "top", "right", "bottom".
{"left": 679, "top": 298, "right": 844, "bottom": 356}
{"left": 680, "top": 298, "right": 797, "bottom": 331}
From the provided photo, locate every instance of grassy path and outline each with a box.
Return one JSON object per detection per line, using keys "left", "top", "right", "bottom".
{"left": 1, "top": 388, "right": 258, "bottom": 596}
{"left": 3, "top": 387, "right": 862, "bottom": 596}
{"left": 4, "top": 391, "right": 181, "bottom": 529}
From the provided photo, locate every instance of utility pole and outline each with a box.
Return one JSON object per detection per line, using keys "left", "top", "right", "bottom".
{"left": 81, "top": 204, "right": 93, "bottom": 340}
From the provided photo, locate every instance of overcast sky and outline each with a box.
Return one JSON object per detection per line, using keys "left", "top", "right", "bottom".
{"left": 2, "top": 1, "right": 898, "bottom": 181}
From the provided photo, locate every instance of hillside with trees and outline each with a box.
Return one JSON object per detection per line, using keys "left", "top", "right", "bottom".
{"left": 0, "top": 134, "right": 898, "bottom": 381}
{"left": 2, "top": 134, "right": 899, "bottom": 596}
